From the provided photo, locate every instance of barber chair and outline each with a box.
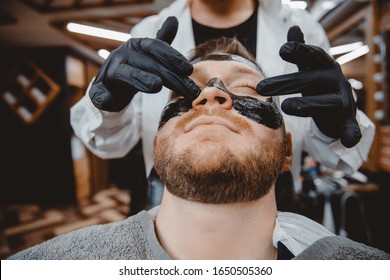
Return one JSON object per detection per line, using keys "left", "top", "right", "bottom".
{"left": 275, "top": 171, "right": 296, "bottom": 212}
{"left": 338, "top": 192, "right": 374, "bottom": 246}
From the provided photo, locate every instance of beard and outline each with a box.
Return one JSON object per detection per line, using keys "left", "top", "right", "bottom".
{"left": 153, "top": 110, "right": 287, "bottom": 204}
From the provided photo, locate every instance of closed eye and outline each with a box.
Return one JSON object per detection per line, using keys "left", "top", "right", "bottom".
{"left": 229, "top": 83, "right": 258, "bottom": 96}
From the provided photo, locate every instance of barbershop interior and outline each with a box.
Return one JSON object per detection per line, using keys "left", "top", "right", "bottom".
{"left": 1, "top": 0, "right": 390, "bottom": 259}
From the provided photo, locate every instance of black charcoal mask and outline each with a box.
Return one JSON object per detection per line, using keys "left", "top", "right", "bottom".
{"left": 159, "top": 98, "right": 193, "bottom": 128}
{"left": 159, "top": 77, "right": 283, "bottom": 129}
{"left": 158, "top": 53, "right": 283, "bottom": 129}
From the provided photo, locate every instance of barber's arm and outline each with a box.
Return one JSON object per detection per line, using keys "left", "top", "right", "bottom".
{"left": 89, "top": 16, "right": 198, "bottom": 112}
{"left": 71, "top": 16, "right": 198, "bottom": 158}
{"left": 257, "top": 26, "right": 375, "bottom": 172}
{"left": 258, "top": 26, "right": 361, "bottom": 147}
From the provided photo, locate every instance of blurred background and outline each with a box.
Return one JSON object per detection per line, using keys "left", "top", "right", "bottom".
{"left": 1, "top": 0, "right": 390, "bottom": 258}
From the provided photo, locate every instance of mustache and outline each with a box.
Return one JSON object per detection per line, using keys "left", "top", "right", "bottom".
{"left": 175, "top": 107, "right": 251, "bottom": 132}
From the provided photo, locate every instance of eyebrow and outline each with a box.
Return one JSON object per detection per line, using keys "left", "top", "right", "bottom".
{"left": 192, "top": 63, "right": 264, "bottom": 80}
{"left": 230, "top": 64, "right": 265, "bottom": 80}
{"left": 191, "top": 54, "right": 265, "bottom": 75}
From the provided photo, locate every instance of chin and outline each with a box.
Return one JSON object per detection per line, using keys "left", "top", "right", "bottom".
{"left": 193, "top": 153, "right": 225, "bottom": 171}
{"left": 182, "top": 143, "right": 238, "bottom": 170}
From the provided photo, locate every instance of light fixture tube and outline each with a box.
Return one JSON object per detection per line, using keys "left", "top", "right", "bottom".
{"left": 336, "top": 45, "right": 369, "bottom": 65}
{"left": 330, "top": 42, "right": 363, "bottom": 56}
{"left": 282, "top": 0, "right": 307, "bottom": 9}
{"left": 66, "top": 22, "right": 131, "bottom": 42}
{"left": 98, "top": 49, "right": 110, "bottom": 59}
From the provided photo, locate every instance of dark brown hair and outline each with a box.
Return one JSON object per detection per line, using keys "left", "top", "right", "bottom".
{"left": 189, "top": 37, "right": 257, "bottom": 64}
{"left": 188, "top": 37, "right": 265, "bottom": 76}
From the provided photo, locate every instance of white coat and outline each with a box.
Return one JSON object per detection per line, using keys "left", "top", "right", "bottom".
{"left": 70, "top": 0, "right": 375, "bottom": 191}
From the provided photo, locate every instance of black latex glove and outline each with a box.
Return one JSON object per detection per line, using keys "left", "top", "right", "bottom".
{"left": 257, "top": 26, "right": 362, "bottom": 148}
{"left": 89, "top": 16, "right": 199, "bottom": 112}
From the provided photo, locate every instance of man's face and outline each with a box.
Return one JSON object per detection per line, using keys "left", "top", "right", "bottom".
{"left": 153, "top": 56, "right": 289, "bottom": 204}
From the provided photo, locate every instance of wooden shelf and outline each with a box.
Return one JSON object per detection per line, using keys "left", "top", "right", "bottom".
{"left": 1, "top": 60, "right": 60, "bottom": 125}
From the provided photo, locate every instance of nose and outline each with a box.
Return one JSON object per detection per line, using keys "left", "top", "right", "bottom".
{"left": 192, "top": 86, "right": 233, "bottom": 111}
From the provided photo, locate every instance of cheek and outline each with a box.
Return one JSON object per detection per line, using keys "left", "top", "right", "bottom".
{"left": 155, "top": 117, "right": 192, "bottom": 155}
{"left": 155, "top": 119, "right": 179, "bottom": 144}
{"left": 249, "top": 126, "right": 284, "bottom": 148}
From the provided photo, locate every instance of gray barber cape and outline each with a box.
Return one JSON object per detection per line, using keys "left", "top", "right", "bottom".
{"left": 8, "top": 209, "right": 389, "bottom": 260}
{"left": 294, "top": 236, "right": 390, "bottom": 260}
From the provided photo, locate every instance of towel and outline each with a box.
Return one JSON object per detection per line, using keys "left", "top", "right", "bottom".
{"left": 9, "top": 209, "right": 388, "bottom": 260}
{"left": 294, "top": 236, "right": 390, "bottom": 260}
{"left": 8, "top": 211, "right": 170, "bottom": 260}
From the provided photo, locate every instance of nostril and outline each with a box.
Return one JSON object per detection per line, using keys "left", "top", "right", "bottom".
{"left": 216, "top": 96, "right": 225, "bottom": 104}
{"left": 200, "top": 98, "right": 207, "bottom": 105}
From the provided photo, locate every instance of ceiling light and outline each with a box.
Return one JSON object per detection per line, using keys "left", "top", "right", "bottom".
{"left": 321, "top": 1, "right": 337, "bottom": 10}
{"left": 336, "top": 45, "right": 369, "bottom": 65}
{"left": 374, "top": 110, "right": 385, "bottom": 121}
{"left": 330, "top": 42, "right": 363, "bottom": 56}
{"left": 374, "top": 91, "right": 385, "bottom": 102}
{"left": 282, "top": 0, "right": 307, "bottom": 9}
{"left": 348, "top": 78, "right": 363, "bottom": 90}
{"left": 98, "top": 49, "right": 110, "bottom": 59}
{"left": 66, "top": 23, "right": 131, "bottom": 42}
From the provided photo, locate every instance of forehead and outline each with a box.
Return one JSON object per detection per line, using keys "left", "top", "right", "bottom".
{"left": 191, "top": 59, "right": 265, "bottom": 81}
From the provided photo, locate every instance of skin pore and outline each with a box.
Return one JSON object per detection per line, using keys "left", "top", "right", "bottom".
{"left": 190, "top": 0, "right": 255, "bottom": 28}
{"left": 154, "top": 58, "right": 292, "bottom": 259}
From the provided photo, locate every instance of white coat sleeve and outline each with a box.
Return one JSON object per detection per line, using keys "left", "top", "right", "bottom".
{"left": 303, "top": 110, "right": 375, "bottom": 174}
{"left": 70, "top": 80, "right": 143, "bottom": 159}
{"left": 69, "top": 16, "right": 162, "bottom": 159}
{"left": 289, "top": 9, "right": 376, "bottom": 174}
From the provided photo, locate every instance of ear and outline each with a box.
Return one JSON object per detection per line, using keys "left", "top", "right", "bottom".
{"left": 282, "top": 132, "right": 293, "bottom": 172}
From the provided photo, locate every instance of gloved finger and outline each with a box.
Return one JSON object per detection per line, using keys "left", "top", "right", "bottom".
{"left": 287, "top": 25, "right": 305, "bottom": 43}
{"left": 129, "top": 50, "right": 200, "bottom": 98}
{"left": 136, "top": 38, "right": 193, "bottom": 76}
{"left": 280, "top": 41, "right": 334, "bottom": 71}
{"left": 161, "top": 71, "right": 200, "bottom": 99}
{"left": 340, "top": 114, "right": 362, "bottom": 148}
{"left": 338, "top": 79, "right": 355, "bottom": 108}
{"left": 89, "top": 82, "right": 134, "bottom": 112}
{"left": 106, "top": 63, "right": 163, "bottom": 93}
{"left": 338, "top": 81, "right": 361, "bottom": 147}
{"left": 257, "top": 70, "right": 338, "bottom": 96}
{"left": 156, "top": 16, "right": 178, "bottom": 45}
{"left": 281, "top": 94, "right": 343, "bottom": 117}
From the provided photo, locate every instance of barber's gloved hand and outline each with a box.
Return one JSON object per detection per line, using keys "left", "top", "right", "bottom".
{"left": 89, "top": 16, "right": 199, "bottom": 112}
{"left": 257, "top": 26, "right": 361, "bottom": 148}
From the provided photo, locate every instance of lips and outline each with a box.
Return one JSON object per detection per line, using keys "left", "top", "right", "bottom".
{"left": 184, "top": 115, "right": 240, "bottom": 134}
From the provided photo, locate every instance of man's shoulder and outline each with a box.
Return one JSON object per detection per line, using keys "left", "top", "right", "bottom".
{"left": 294, "top": 236, "right": 390, "bottom": 260}
{"left": 8, "top": 211, "right": 154, "bottom": 260}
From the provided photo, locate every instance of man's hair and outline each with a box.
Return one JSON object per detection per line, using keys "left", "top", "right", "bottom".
{"left": 188, "top": 37, "right": 266, "bottom": 77}
{"left": 189, "top": 37, "right": 257, "bottom": 65}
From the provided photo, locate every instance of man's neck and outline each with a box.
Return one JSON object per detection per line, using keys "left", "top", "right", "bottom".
{"left": 155, "top": 189, "right": 278, "bottom": 259}
{"left": 190, "top": 0, "right": 256, "bottom": 28}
